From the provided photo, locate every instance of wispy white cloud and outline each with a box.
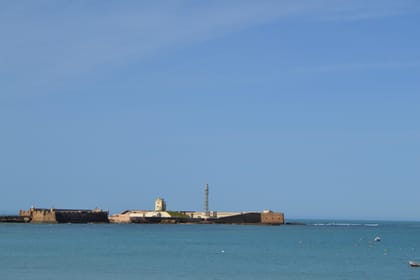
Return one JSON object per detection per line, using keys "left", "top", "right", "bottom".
{"left": 0, "top": 0, "right": 418, "bottom": 94}
{"left": 0, "top": 1, "right": 308, "bottom": 91}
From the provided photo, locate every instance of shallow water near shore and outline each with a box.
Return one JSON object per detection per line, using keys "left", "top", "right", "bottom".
{"left": 1, "top": 221, "right": 420, "bottom": 280}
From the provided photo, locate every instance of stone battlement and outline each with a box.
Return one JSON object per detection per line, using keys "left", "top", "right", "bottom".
{"left": 19, "top": 207, "right": 109, "bottom": 223}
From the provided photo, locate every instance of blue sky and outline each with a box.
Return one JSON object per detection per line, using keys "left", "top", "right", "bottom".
{"left": 1, "top": 1, "right": 419, "bottom": 220}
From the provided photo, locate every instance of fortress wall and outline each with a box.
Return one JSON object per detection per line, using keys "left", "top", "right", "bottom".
{"left": 19, "top": 208, "right": 109, "bottom": 223}
{"left": 215, "top": 212, "right": 242, "bottom": 218}
{"left": 30, "top": 210, "right": 57, "bottom": 223}
{"left": 109, "top": 213, "right": 131, "bottom": 223}
{"left": 19, "top": 210, "right": 31, "bottom": 217}
{"left": 261, "top": 212, "right": 284, "bottom": 225}
{"left": 214, "top": 212, "right": 261, "bottom": 224}
{"left": 55, "top": 211, "right": 109, "bottom": 223}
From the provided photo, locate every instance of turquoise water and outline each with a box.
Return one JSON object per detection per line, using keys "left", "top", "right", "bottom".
{"left": 1, "top": 221, "right": 420, "bottom": 279}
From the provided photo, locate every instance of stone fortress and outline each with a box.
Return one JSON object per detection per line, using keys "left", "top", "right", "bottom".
{"left": 18, "top": 207, "right": 109, "bottom": 223}
{"left": 1, "top": 184, "right": 284, "bottom": 225}
{"left": 109, "top": 184, "right": 284, "bottom": 225}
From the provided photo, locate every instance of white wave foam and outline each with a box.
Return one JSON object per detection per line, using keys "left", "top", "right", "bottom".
{"left": 312, "top": 222, "right": 379, "bottom": 227}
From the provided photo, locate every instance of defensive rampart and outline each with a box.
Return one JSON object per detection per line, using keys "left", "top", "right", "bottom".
{"left": 261, "top": 212, "right": 284, "bottom": 225}
{"left": 19, "top": 207, "right": 109, "bottom": 223}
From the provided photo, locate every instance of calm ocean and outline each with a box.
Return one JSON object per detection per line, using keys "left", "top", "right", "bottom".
{"left": 1, "top": 221, "right": 420, "bottom": 280}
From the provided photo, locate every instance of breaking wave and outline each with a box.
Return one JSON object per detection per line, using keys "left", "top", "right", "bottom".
{"left": 312, "top": 223, "right": 379, "bottom": 227}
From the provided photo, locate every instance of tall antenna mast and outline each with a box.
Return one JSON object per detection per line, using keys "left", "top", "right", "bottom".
{"left": 204, "top": 183, "right": 209, "bottom": 216}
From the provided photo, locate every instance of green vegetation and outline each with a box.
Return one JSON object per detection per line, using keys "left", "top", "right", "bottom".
{"left": 167, "top": 211, "right": 189, "bottom": 218}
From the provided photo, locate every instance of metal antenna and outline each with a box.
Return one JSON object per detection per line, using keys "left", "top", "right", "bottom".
{"left": 204, "top": 183, "right": 209, "bottom": 216}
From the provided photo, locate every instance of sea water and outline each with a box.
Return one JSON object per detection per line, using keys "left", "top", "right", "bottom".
{"left": 1, "top": 221, "right": 420, "bottom": 280}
